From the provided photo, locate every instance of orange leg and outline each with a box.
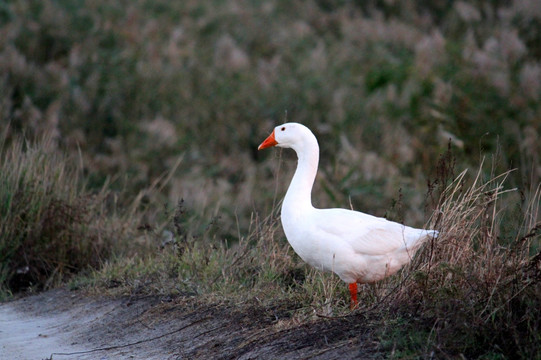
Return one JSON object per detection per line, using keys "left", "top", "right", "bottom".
{"left": 349, "top": 282, "right": 358, "bottom": 309}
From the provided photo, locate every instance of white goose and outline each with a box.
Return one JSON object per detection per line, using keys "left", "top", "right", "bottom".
{"left": 258, "top": 123, "right": 438, "bottom": 307}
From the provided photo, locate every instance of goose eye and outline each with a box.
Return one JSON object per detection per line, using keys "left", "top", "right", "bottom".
{"left": 281, "top": 127, "right": 285, "bottom": 131}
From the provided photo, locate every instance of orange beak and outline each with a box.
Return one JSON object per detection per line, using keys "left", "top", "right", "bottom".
{"left": 258, "top": 130, "right": 278, "bottom": 150}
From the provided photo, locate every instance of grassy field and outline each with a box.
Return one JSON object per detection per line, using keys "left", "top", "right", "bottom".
{"left": 1, "top": 0, "right": 540, "bottom": 358}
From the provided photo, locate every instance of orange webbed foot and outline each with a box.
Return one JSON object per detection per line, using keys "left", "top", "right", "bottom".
{"left": 349, "top": 282, "right": 358, "bottom": 310}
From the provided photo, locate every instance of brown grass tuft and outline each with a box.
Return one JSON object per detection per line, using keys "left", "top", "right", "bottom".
{"left": 375, "top": 157, "right": 541, "bottom": 358}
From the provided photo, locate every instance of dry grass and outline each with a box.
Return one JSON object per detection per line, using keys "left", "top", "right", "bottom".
{"left": 0, "top": 128, "right": 158, "bottom": 297}
{"left": 79, "top": 145, "right": 540, "bottom": 357}
{"left": 369, "top": 156, "right": 541, "bottom": 358}
{"left": 0, "top": 130, "right": 102, "bottom": 295}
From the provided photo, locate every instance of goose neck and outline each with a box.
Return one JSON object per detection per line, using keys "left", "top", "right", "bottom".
{"left": 283, "top": 144, "right": 319, "bottom": 211}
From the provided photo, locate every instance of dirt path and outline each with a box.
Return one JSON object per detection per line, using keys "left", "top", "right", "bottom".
{"left": 0, "top": 288, "right": 379, "bottom": 359}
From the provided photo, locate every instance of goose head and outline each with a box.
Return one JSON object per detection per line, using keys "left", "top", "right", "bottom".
{"left": 258, "top": 122, "right": 318, "bottom": 154}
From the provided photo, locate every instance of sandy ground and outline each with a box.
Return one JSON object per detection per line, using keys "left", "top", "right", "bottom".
{"left": 0, "top": 288, "right": 378, "bottom": 359}
{"left": 0, "top": 297, "right": 86, "bottom": 359}
{"left": 0, "top": 289, "right": 130, "bottom": 359}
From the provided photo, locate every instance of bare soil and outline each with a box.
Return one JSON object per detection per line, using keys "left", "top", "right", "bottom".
{"left": 0, "top": 288, "right": 382, "bottom": 359}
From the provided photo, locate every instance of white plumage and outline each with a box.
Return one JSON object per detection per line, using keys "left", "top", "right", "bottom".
{"left": 258, "top": 122, "right": 438, "bottom": 307}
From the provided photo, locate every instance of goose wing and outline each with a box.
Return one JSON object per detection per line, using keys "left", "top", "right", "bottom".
{"left": 313, "top": 208, "right": 424, "bottom": 256}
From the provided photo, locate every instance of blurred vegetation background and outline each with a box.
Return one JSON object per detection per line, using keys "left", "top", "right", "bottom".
{"left": 2, "top": 0, "right": 539, "bottom": 224}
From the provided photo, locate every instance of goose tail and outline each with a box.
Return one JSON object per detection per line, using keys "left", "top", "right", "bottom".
{"left": 405, "top": 228, "right": 438, "bottom": 250}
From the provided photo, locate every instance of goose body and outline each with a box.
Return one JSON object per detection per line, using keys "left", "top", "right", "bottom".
{"left": 258, "top": 123, "right": 438, "bottom": 306}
